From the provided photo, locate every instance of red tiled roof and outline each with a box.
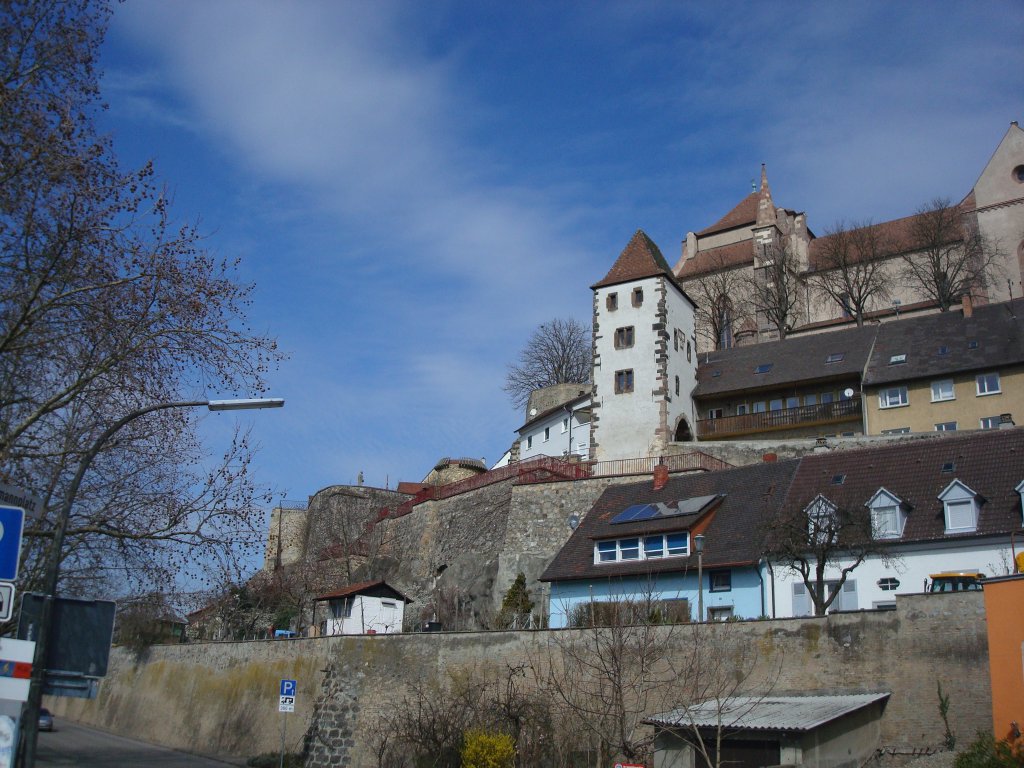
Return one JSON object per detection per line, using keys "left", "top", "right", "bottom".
{"left": 696, "top": 193, "right": 759, "bottom": 237}
{"left": 314, "top": 579, "right": 413, "bottom": 603}
{"left": 540, "top": 460, "right": 800, "bottom": 582}
{"left": 806, "top": 208, "right": 965, "bottom": 273}
{"left": 676, "top": 239, "right": 754, "bottom": 279}
{"left": 592, "top": 230, "right": 679, "bottom": 290}
{"left": 782, "top": 429, "right": 1024, "bottom": 544}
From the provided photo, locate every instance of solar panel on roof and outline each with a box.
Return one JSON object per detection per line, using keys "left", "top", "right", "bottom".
{"left": 610, "top": 495, "right": 721, "bottom": 524}
{"left": 610, "top": 504, "right": 656, "bottom": 524}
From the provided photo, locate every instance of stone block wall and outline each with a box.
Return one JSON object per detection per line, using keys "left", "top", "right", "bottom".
{"left": 53, "top": 592, "right": 989, "bottom": 766}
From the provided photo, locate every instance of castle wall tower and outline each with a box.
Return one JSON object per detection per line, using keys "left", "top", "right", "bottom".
{"left": 590, "top": 230, "right": 699, "bottom": 461}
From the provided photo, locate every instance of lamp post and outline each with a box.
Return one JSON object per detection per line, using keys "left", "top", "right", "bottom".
{"left": 694, "top": 533, "right": 705, "bottom": 623}
{"left": 20, "top": 397, "right": 283, "bottom": 768}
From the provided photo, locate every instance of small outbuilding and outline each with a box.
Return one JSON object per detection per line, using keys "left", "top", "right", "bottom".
{"left": 313, "top": 580, "right": 412, "bottom": 636}
{"left": 646, "top": 692, "right": 890, "bottom": 768}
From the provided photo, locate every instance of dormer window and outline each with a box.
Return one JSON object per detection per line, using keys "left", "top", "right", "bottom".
{"left": 938, "top": 479, "right": 982, "bottom": 534}
{"left": 805, "top": 495, "right": 838, "bottom": 545}
{"left": 866, "top": 488, "right": 907, "bottom": 539}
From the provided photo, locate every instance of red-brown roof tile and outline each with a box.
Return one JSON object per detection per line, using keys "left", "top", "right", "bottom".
{"left": 676, "top": 239, "right": 754, "bottom": 279}
{"left": 806, "top": 209, "right": 965, "bottom": 273}
{"left": 782, "top": 429, "right": 1024, "bottom": 544}
{"left": 592, "top": 230, "right": 679, "bottom": 290}
{"left": 696, "top": 193, "right": 760, "bottom": 237}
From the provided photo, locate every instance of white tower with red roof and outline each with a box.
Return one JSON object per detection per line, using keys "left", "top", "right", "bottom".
{"left": 590, "top": 230, "right": 699, "bottom": 461}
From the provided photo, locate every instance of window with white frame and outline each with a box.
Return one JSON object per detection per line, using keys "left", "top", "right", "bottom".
{"left": 878, "top": 386, "right": 908, "bottom": 408}
{"left": 543, "top": 427, "right": 550, "bottom": 442}
{"left": 805, "top": 496, "right": 838, "bottom": 545}
{"left": 561, "top": 417, "right": 569, "bottom": 433}
{"left": 976, "top": 372, "right": 1001, "bottom": 396}
{"left": 938, "top": 479, "right": 981, "bottom": 533}
{"left": 934, "top": 421, "right": 957, "bottom": 432}
{"left": 881, "top": 427, "right": 910, "bottom": 435}
{"left": 594, "top": 532, "right": 689, "bottom": 564}
{"left": 980, "top": 416, "right": 1000, "bottom": 430}
{"left": 526, "top": 435, "right": 533, "bottom": 449}
{"left": 708, "top": 606, "right": 734, "bottom": 621}
{"left": 1015, "top": 479, "right": 1024, "bottom": 526}
{"left": 867, "top": 488, "right": 906, "bottom": 539}
{"left": 931, "top": 379, "right": 955, "bottom": 402}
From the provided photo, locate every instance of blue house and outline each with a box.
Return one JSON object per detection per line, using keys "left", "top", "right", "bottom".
{"left": 540, "top": 460, "right": 798, "bottom": 627}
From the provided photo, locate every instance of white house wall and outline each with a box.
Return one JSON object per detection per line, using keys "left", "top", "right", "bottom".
{"left": 518, "top": 406, "right": 591, "bottom": 461}
{"left": 325, "top": 594, "right": 406, "bottom": 635}
{"left": 592, "top": 276, "right": 698, "bottom": 461}
{"left": 766, "top": 537, "right": 1013, "bottom": 617}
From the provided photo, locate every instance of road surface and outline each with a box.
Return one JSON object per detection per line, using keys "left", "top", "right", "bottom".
{"left": 35, "top": 720, "right": 247, "bottom": 767}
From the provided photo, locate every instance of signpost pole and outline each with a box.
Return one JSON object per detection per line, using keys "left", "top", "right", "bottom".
{"left": 279, "top": 714, "right": 286, "bottom": 768}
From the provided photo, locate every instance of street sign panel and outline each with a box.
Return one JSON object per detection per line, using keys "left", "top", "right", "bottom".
{"left": 0, "top": 508, "right": 24, "bottom": 582}
{"left": 0, "top": 639, "right": 35, "bottom": 702}
{"left": 0, "top": 584, "right": 14, "bottom": 622}
{"left": 279, "top": 679, "right": 296, "bottom": 713}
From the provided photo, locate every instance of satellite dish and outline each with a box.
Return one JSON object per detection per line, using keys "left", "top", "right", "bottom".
{"left": 843, "top": 388, "right": 855, "bottom": 398}
{"left": 529, "top": 408, "right": 537, "bottom": 416}
{"left": 568, "top": 513, "right": 580, "bottom": 530}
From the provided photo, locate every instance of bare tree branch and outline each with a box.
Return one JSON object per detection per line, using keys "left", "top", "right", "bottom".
{"left": 809, "top": 220, "right": 893, "bottom": 326}
{"left": 503, "top": 317, "right": 590, "bottom": 410}
{"left": 901, "top": 197, "right": 1004, "bottom": 310}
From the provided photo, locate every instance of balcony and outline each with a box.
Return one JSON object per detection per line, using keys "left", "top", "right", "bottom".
{"left": 696, "top": 395, "right": 863, "bottom": 439}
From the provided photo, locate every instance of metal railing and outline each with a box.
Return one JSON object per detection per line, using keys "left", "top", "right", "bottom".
{"left": 696, "top": 395, "right": 862, "bottom": 439}
{"left": 582, "top": 450, "right": 733, "bottom": 478}
{"left": 389, "top": 451, "right": 731, "bottom": 516}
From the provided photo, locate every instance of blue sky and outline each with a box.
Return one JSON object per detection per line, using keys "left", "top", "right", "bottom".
{"left": 99, "top": 2, "right": 1024, "bottom": 508}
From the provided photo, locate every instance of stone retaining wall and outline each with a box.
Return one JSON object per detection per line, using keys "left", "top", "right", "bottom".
{"left": 52, "top": 592, "right": 989, "bottom": 766}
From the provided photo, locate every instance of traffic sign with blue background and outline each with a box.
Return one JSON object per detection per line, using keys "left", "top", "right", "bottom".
{"left": 280, "top": 679, "right": 296, "bottom": 697}
{"left": 0, "top": 506, "right": 25, "bottom": 581}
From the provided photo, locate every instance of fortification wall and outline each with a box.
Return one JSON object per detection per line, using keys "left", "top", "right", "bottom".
{"left": 52, "top": 593, "right": 989, "bottom": 766}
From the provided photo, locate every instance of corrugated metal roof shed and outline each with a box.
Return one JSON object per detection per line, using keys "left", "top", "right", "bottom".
{"left": 646, "top": 693, "right": 890, "bottom": 732}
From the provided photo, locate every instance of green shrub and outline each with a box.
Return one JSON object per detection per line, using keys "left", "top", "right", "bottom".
{"left": 953, "top": 732, "right": 1024, "bottom": 768}
{"left": 461, "top": 729, "right": 516, "bottom": 768}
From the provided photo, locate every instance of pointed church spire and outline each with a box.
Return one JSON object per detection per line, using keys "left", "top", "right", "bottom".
{"left": 755, "top": 163, "right": 777, "bottom": 227}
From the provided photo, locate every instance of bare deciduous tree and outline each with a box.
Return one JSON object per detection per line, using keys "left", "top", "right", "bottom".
{"left": 763, "top": 494, "right": 893, "bottom": 616}
{"left": 503, "top": 317, "right": 590, "bottom": 410}
{"left": 901, "top": 197, "right": 1004, "bottom": 310}
{"left": 0, "top": 0, "right": 283, "bottom": 596}
{"left": 745, "top": 238, "right": 803, "bottom": 340}
{"left": 809, "top": 220, "right": 893, "bottom": 326}
{"left": 685, "top": 252, "right": 751, "bottom": 350}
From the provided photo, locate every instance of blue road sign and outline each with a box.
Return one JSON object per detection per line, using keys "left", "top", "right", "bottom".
{"left": 0, "top": 506, "right": 25, "bottom": 581}
{"left": 280, "top": 679, "right": 296, "bottom": 697}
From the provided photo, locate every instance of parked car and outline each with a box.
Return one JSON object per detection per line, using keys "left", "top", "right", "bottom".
{"left": 928, "top": 571, "right": 986, "bottom": 592}
{"left": 38, "top": 708, "right": 53, "bottom": 732}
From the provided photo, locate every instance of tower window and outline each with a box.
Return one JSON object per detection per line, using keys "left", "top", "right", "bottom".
{"left": 614, "top": 369, "right": 634, "bottom": 394}
{"left": 614, "top": 326, "right": 635, "bottom": 349}
{"left": 607, "top": 292, "right": 618, "bottom": 311}
{"left": 632, "top": 287, "right": 643, "bottom": 307}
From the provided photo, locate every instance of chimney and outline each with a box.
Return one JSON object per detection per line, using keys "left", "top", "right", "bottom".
{"left": 653, "top": 463, "right": 669, "bottom": 491}
{"left": 999, "top": 413, "right": 1015, "bottom": 429}
{"left": 962, "top": 294, "right": 973, "bottom": 318}
{"left": 762, "top": 452, "right": 778, "bottom": 462}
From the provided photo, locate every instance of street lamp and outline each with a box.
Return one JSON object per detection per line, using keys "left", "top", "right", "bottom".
{"left": 694, "top": 533, "right": 706, "bottom": 623}
{"left": 20, "top": 397, "right": 284, "bottom": 768}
